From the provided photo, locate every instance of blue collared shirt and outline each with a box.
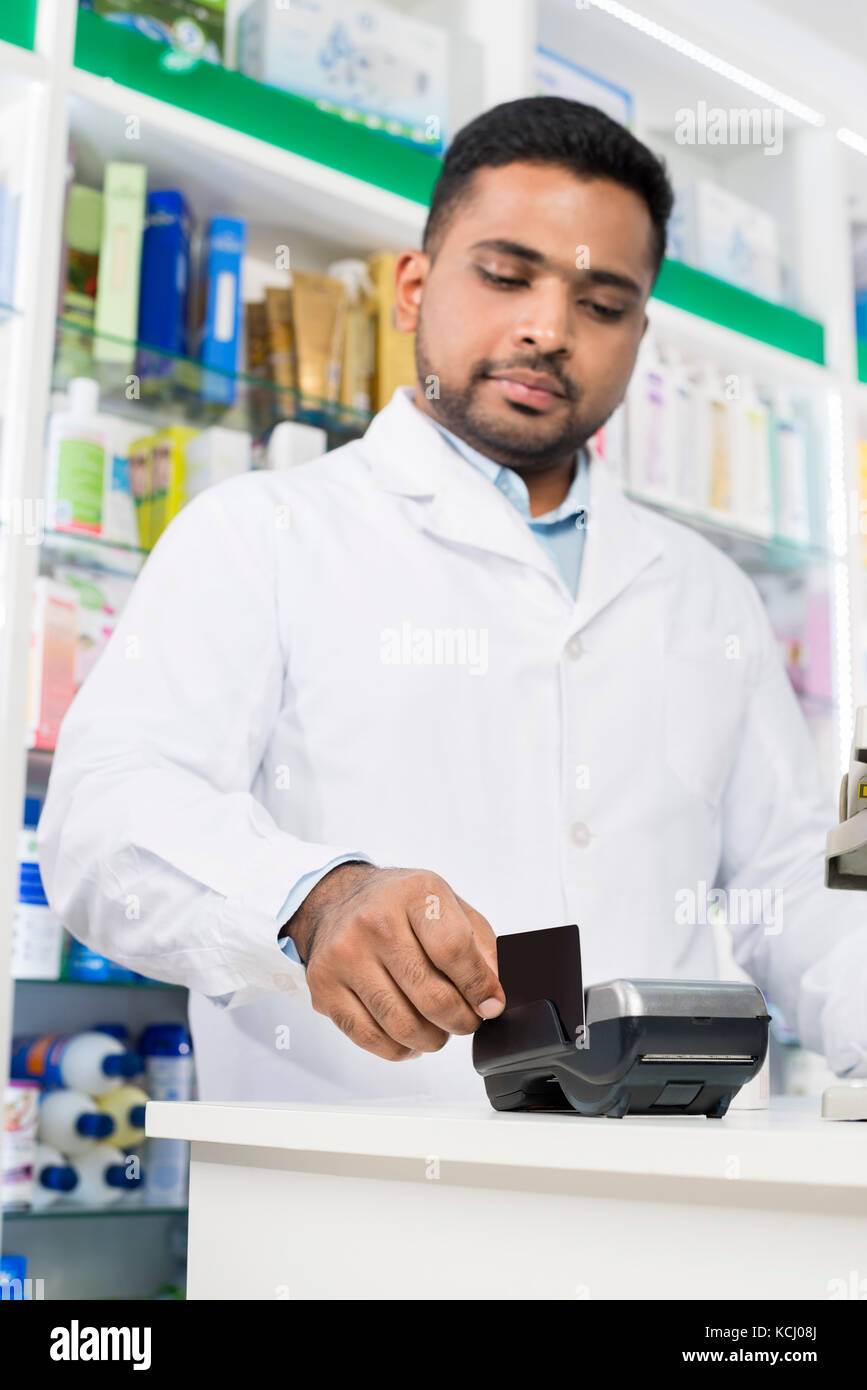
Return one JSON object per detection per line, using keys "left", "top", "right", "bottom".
{"left": 428, "top": 417, "right": 590, "bottom": 597}
{"left": 274, "top": 414, "right": 591, "bottom": 969}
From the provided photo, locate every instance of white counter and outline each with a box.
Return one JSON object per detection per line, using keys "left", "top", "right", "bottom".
{"left": 147, "top": 1096, "right": 867, "bottom": 1300}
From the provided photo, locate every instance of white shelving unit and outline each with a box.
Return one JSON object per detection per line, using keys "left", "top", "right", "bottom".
{"left": 3, "top": 0, "right": 867, "bottom": 1288}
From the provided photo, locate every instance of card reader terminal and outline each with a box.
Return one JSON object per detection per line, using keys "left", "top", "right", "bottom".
{"left": 472, "top": 925, "right": 770, "bottom": 1117}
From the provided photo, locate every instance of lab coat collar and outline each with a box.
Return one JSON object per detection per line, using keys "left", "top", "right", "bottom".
{"left": 363, "top": 388, "right": 664, "bottom": 624}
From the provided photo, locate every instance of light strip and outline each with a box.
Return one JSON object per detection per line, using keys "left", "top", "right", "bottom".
{"left": 837, "top": 127, "right": 867, "bottom": 158}
{"left": 583, "top": 0, "right": 826, "bottom": 127}
{"left": 826, "top": 392, "right": 853, "bottom": 775}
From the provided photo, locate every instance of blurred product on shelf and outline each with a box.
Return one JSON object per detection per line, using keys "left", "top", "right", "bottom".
{"left": 79, "top": 0, "right": 225, "bottom": 64}
{"left": 141, "top": 1023, "right": 194, "bottom": 1207}
{"left": 0, "top": 1255, "right": 29, "bottom": 1300}
{"left": 93, "top": 162, "right": 147, "bottom": 368}
{"left": 263, "top": 285, "right": 296, "bottom": 414}
{"left": 535, "top": 45, "right": 633, "bottom": 128}
{"left": 37, "top": 1087, "right": 115, "bottom": 1156}
{"left": 266, "top": 420, "right": 327, "bottom": 469}
{"left": 191, "top": 215, "right": 245, "bottom": 404}
{"left": 96, "top": 1084, "right": 148, "bottom": 1148}
{"left": 129, "top": 424, "right": 198, "bottom": 548}
{"left": 2, "top": 1082, "right": 40, "bottom": 1210}
{"left": 625, "top": 337, "right": 819, "bottom": 547}
{"left": 291, "top": 269, "right": 347, "bottom": 404}
{"left": 70, "top": 1144, "right": 145, "bottom": 1206}
{"left": 589, "top": 403, "right": 627, "bottom": 486}
{"left": 667, "top": 178, "right": 782, "bottom": 303}
{"left": 328, "top": 258, "right": 376, "bottom": 414}
{"left": 10, "top": 1031, "right": 142, "bottom": 1094}
{"left": 237, "top": 0, "right": 449, "bottom": 152}
{"left": 770, "top": 391, "right": 811, "bottom": 545}
{"left": 26, "top": 578, "right": 78, "bottom": 752}
{"left": 185, "top": 425, "right": 252, "bottom": 498}
{"left": 138, "top": 189, "right": 192, "bottom": 377}
{"left": 368, "top": 250, "right": 416, "bottom": 410}
{"left": 45, "top": 377, "right": 106, "bottom": 536}
{"left": 63, "top": 938, "right": 143, "bottom": 984}
{"left": 29, "top": 1142, "right": 77, "bottom": 1211}
{"left": 853, "top": 222, "right": 867, "bottom": 343}
{"left": 0, "top": 112, "right": 23, "bottom": 308}
{"left": 12, "top": 800, "right": 64, "bottom": 979}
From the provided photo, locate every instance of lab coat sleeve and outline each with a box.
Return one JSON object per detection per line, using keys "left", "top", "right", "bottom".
{"left": 36, "top": 478, "right": 374, "bottom": 1007}
{"left": 717, "top": 582, "right": 867, "bottom": 1077}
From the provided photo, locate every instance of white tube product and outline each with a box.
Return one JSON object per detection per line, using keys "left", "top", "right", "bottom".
{"left": 30, "top": 1142, "right": 78, "bottom": 1210}
{"left": 10, "top": 1031, "right": 142, "bottom": 1096}
{"left": 69, "top": 1145, "right": 144, "bottom": 1207}
{"left": 37, "top": 1088, "right": 116, "bottom": 1157}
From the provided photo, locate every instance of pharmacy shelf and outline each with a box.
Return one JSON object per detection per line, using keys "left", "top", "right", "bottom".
{"left": 0, "top": 2, "right": 37, "bottom": 54}
{"left": 52, "top": 314, "right": 371, "bottom": 446}
{"left": 625, "top": 489, "right": 829, "bottom": 574}
{"left": 4, "top": 1203, "right": 186, "bottom": 1221}
{"left": 70, "top": 11, "right": 432, "bottom": 254}
{"left": 652, "top": 261, "right": 825, "bottom": 367}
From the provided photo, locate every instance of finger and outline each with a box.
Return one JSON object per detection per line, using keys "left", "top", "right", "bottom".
{"left": 378, "top": 932, "right": 483, "bottom": 1036}
{"left": 454, "top": 894, "right": 500, "bottom": 976}
{"left": 352, "top": 960, "right": 451, "bottom": 1052}
{"left": 321, "top": 984, "right": 421, "bottom": 1062}
{"left": 408, "top": 891, "right": 505, "bottom": 1019}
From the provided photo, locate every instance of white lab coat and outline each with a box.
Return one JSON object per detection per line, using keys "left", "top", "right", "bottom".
{"left": 38, "top": 387, "right": 867, "bottom": 1101}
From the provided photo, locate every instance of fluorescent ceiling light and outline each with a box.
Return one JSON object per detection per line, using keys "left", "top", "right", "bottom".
{"left": 837, "top": 127, "right": 867, "bottom": 157}
{"left": 584, "top": 0, "right": 826, "bottom": 126}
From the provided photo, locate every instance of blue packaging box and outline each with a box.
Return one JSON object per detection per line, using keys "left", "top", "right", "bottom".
{"left": 138, "top": 189, "right": 192, "bottom": 378}
{"left": 194, "top": 216, "right": 245, "bottom": 404}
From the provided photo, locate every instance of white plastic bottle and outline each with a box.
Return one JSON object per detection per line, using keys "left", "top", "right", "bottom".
{"left": 45, "top": 377, "right": 107, "bottom": 536}
{"left": 69, "top": 1145, "right": 144, "bottom": 1207}
{"left": 96, "top": 1084, "right": 148, "bottom": 1148}
{"left": 729, "top": 375, "right": 773, "bottom": 536}
{"left": 626, "top": 335, "right": 670, "bottom": 501}
{"left": 30, "top": 1142, "right": 78, "bottom": 1210}
{"left": 37, "top": 1088, "right": 116, "bottom": 1157}
{"left": 771, "top": 391, "right": 811, "bottom": 544}
{"left": 10, "top": 1031, "right": 142, "bottom": 1096}
{"left": 141, "top": 1023, "right": 194, "bottom": 1206}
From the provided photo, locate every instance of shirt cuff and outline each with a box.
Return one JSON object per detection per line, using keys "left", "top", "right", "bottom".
{"left": 206, "top": 852, "right": 374, "bottom": 1007}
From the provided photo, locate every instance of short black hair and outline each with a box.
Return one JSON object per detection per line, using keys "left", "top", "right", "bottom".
{"left": 424, "top": 96, "right": 674, "bottom": 275}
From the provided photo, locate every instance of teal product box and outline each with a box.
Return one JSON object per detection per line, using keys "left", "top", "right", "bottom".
{"left": 137, "top": 189, "right": 192, "bottom": 379}
{"left": 78, "top": 1, "right": 226, "bottom": 63}
{"left": 238, "top": 0, "right": 449, "bottom": 153}
{"left": 193, "top": 216, "right": 245, "bottom": 404}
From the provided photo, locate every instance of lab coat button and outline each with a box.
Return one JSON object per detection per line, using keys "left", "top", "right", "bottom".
{"left": 570, "top": 821, "right": 592, "bottom": 848}
{"left": 565, "top": 634, "right": 583, "bottom": 660}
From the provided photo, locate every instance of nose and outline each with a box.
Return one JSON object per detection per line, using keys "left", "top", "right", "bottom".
{"left": 511, "top": 280, "right": 572, "bottom": 356}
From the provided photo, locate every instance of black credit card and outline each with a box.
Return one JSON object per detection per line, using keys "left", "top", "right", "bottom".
{"left": 495, "top": 924, "right": 585, "bottom": 1043}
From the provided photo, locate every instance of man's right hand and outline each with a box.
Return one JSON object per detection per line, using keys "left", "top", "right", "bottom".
{"left": 283, "top": 863, "right": 505, "bottom": 1061}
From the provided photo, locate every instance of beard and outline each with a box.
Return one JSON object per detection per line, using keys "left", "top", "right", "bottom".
{"left": 415, "top": 312, "right": 608, "bottom": 472}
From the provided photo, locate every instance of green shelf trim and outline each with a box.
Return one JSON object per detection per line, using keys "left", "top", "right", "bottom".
{"left": 857, "top": 338, "right": 867, "bottom": 385}
{"left": 0, "top": 0, "right": 37, "bottom": 50}
{"left": 652, "top": 259, "right": 825, "bottom": 366}
{"left": 74, "top": 10, "right": 441, "bottom": 207}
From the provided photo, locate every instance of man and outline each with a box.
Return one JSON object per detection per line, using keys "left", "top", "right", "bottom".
{"left": 39, "top": 98, "right": 867, "bottom": 1103}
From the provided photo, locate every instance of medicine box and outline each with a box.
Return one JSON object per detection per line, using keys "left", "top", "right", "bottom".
{"left": 238, "top": 0, "right": 449, "bottom": 153}
{"left": 667, "top": 179, "right": 782, "bottom": 302}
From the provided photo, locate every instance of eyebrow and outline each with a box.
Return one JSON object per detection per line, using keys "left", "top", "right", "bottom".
{"left": 469, "top": 238, "right": 644, "bottom": 298}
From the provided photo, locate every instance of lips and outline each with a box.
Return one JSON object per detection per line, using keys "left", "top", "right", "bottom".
{"left": 487, "top": 371, "right": 567, "bottom": 409}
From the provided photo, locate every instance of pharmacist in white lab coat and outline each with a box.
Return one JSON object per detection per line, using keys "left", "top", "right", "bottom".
{"left": 38, "top": 98, "right": 867, "bottom": 1103}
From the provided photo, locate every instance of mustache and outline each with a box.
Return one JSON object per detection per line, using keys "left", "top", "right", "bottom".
{"left": 472, "top": 359, "right": 578, "bottom": 401}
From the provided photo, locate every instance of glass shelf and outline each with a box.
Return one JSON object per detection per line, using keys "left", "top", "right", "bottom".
{"left": 53, "top": 314, "right": 373, "bottom": 447}
{"left": 3, "top": 1202, "right": 187, "bottom": 1221}
{"left": 626, "top": 489, "right": 830, "bottom": 573}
